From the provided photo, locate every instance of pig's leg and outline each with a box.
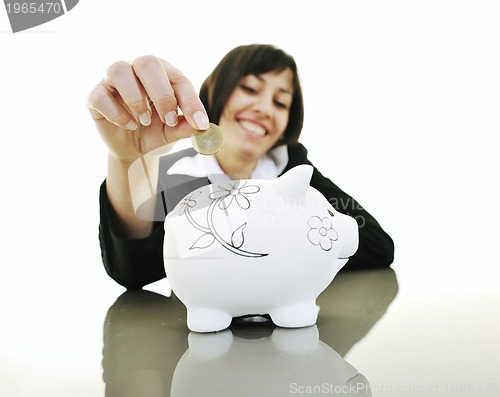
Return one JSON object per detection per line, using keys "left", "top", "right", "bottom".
{"left": 187, "top": 307, "right": 232, "bottom": 333}
{"left": 269, "top": 301, "right": 319, "bottom": 328}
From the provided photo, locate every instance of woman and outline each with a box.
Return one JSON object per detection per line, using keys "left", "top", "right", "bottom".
{"left": 89, "top": 44, "right": 394, "bottom": 289}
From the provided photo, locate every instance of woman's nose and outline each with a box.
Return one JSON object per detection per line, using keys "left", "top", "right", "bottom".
{"left": 252, "top": 94, "right": 273, "bottom": 117}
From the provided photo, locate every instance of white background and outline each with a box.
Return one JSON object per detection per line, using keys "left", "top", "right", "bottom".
{"left": 1, "top": 0, "right": 499, "bottom": 395}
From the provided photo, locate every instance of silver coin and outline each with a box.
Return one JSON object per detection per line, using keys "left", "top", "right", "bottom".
{"left": 191, "top": 123, "right": 224, "bottom": 155}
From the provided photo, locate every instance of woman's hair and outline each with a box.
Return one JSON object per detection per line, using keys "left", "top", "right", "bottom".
{"left": 199, "top": 44, "right": 304, "bottom": 146}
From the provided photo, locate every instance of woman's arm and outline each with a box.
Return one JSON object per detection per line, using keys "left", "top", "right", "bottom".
{"left": 99, "top": 180, "right": 166, "bottom": 289}
{"left": 98, "top": 147, "right": 212, "bottom": 289}
{"left": 89, "top": 56, "right": 210, "bottom": 288}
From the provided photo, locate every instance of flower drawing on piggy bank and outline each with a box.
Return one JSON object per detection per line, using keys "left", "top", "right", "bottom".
{"left": 307, "top": 216, "right": 339, "bottom": 251}
{"left": 176, "top": 181, "right": 267, "bottom": 258}
{"left": 209, "top": 181, "right": 260, "bottom": 211}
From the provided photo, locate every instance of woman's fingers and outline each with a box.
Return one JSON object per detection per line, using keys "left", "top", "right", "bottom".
{"left": 105, "top": 60, "right": 152, "bottom": 126}
{"left": 131, "top": 55, "right": 178, "bottom": 126}
{"left": 159, "top": 59, "right": 210, "bottom": 131}
{"left": 87, "top": 83, "right": 139, "bottom": 131}
{"left": 88, "top": 55, "right": 210, "bottom": 137}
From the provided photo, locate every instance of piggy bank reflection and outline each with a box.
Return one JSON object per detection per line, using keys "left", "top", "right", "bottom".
{"left": 171, "top": 325, "right": 371, "bottom": 396}
{"left": 164, "top": 165, "right": 359, "bottom": 332}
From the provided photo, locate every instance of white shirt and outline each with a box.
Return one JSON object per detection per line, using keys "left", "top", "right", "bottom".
{"left": 166, "top": 145, "right": 289, "bottom": 182}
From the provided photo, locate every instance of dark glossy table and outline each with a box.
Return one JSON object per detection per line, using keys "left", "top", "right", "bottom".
{"left": 101, "top": 268, "right": 397, "bottom": 396}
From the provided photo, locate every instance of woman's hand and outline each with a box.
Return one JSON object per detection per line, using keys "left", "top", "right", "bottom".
{"left": 87, "top": 55, "right": 209, "bottom": 166}
{"left": 88, "top": 56, "right": 210, "bottom": 237}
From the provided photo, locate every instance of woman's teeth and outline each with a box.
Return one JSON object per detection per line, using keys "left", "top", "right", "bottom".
{"left": 239, "top": 120, "right": 266, "bottom": 136}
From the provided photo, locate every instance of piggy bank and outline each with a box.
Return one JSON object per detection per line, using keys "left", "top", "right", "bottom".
{"left": 164, "top": 165, "right": 359, "bottom": 332}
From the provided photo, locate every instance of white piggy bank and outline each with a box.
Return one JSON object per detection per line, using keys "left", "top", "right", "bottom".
{"left": 163, "top": 165, "right": 359, "bottom": 332}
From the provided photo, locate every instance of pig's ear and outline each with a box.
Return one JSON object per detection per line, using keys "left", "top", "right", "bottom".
{"left": 274, "top": 165, "right": 313, "bottom": 200}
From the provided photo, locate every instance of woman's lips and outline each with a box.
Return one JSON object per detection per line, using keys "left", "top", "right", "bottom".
{"left": 238, "top": 119, "right": 267, "bottom": 137}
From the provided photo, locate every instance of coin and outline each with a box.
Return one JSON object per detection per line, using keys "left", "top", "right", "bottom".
{"left": 191, "top": 123, "right": 224, "bottom": 155}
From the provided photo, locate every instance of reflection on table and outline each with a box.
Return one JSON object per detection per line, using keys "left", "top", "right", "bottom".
{"left": 102, "top": 268, "right": 398, "bottom": 396}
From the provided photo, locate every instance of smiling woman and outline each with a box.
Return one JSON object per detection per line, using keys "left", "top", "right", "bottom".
{"left": 215, "top": 69, "right": 294, "bottom": 176}
{"left": 87, "top": 43, "right": 395, "bottom": 289}
{"left": 198, "top": 45, "right": 304, "bottom": 178}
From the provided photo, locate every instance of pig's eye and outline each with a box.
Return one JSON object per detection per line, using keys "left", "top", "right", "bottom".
{"left": 328, "top": 209, "right": 334, "bottom": 217}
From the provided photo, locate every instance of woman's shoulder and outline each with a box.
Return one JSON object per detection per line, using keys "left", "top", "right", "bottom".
{"left": 285, "top": 142, "right": 312, "bottom": 168}
{"left": 287, "top": 141, "right": 308, "bottom": 155}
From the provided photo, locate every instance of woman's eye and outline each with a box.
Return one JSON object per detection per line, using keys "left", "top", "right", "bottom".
{"left": 240, "top": 85, "right": 257, "bottom": 93}
{"left": 274, "top": 100, "right": 289, "bottom": 109}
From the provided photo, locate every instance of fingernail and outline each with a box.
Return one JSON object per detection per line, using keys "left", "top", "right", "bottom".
{"left": 165, "top": 111, "right": 178, "bottom": 127}
{"left": 139, "top": 112, "right": 151, "bottom": 126}
{"left": 125, "top": 121, "right": 138, "bottom": 130}
{"left": 193, "top": 111, "right": 209, "bottom": 130}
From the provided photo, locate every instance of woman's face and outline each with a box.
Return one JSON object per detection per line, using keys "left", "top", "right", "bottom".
{"left": 217, "top": 68, "right": 294, "bottom": 162}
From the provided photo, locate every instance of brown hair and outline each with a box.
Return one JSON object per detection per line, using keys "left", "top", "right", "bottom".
{"left": 199, "top": 44, "right": 304, "bottom": 146}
